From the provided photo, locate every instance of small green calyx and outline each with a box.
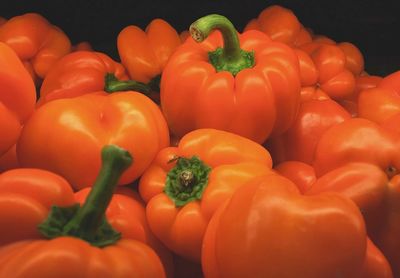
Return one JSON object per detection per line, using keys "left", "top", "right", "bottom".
{"left": 38, "top": 144, "right": 132, "bottom": 248}
{"left": 38, "top": 204, "right": 120, "bottom": 247}
{"left": 209, "top": 47, "right": 255, "bottom": 76}
{"left": 165, "top": 156, "right": 211, "bottom": 207}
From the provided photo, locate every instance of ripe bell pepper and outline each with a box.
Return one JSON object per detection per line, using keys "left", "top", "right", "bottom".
{"left": 0, "top": 42, "right": 36, "bottom": 156}
{"left": 301, "top": 161, "right": 397, "bottom": 276}
{"left": 38, "top": 50, "right": 128, "bottom": 105}
{"left": 138, "top": 128, "right": 273, "bottom": 262}
{"left": 117, "top": 18, "right": 181, "bottom": 85}
{"left": 299, "top": 42, "right": 357, "bottom": 100}
{"left": 275, "top": 162, "right": 394, "bottom": 277}
{"left": 0, "top": 145, "right": 166, "bottom": 278}
{"left": 266, "top": 98, "right": 351, "bottom": 165}
{"left": 358, "top": 70, "right": 400, "bottom": 128}
{"left": 371, "top": 174, "right": 400, "bottom": 277}
{"left": 201, "top": 173, "right": 368, "bottom": 278}
{"left": 340, "top": 73, "right": 382, "bottom": 117}
{"left": 17, "top": 90, "right": 170, "bottom": 190}
{"left": 244, "top": 5, "right": 312, "bottom": 47}
{"left": 0, "top": 13, "right": 71, "bottom": 82}
{"left": 0, "top": 168, "right": 75, "bottom": 246}
{"left": 160, "top": 14, "right": 301, "bottom": 143}
{"left": 312, "top": 118, "right": 400, "bottom": 177}
{"left": 75, "top": 187, "right": 174, "bottom": 278}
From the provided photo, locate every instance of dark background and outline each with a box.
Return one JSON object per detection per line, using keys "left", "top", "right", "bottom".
{"left": 3, "top": 0, "right": 400, "bottom": 76}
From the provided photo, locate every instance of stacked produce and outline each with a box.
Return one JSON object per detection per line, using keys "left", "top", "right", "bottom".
{"left": 0, "top": 4, "right": 399, "bottom": 278}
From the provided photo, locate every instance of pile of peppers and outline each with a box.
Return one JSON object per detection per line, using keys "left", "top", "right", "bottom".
{"left": 0, "top": 4, "right": 399, "bottom": 278}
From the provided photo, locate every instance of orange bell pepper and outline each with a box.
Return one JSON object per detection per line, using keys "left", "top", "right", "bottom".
{"left": 356, "top": 238, "right": 393, "bottom": 278}
{"left": 358, "top": 70, "right": 400, "bottom": 127}
{"left": 161, "top": 14, "right": 301, "bottom": 143}
{"left": 118, "top": 18, "right": 181, "bottom": 84}
{"left": 38, "top": 50, "right": 128, "bottom": 105}
{"left": 274, "top": 160, "right": 316, "bottom": 193}
{"left": 371, "top": 174, "right": 400, "bottom": 277}
{"left": 266, "top": 98, "right": 351, "bottom": 165}
{"left": 300, "top": 43, "right": 356, "bottom": 100}
{"left": 304, "top": 160, "right": 398, "bottom": 276}
{"left": 202, "top": 173, "right": 368, "bottom": 278}
{"left": 0, "top": 42, "right": 36, "bottom": 156}
{"left": 0, "top": 145, "right": 19, "bottom": 172}
{"left": 0, "top": 168, "right": 75, "bottom": 246}
{"left": 312, "top": 118, "right": 400, "bottom": 177}
{"left": 17, "top": 90, "right": 170, "bottom": 190}
{"left": 112, "top": 18, "right": 181, "bottom": 103}
{"left": 339, "top": 73, "right": 382, "bottom": 117}
{"left": 0, "top": 13, "right": 71, "bottom": 82}
{"left": 139, "top": 129, "right": 272, "bottom": 261}
{"left": 244, "top": 5, "right": 312, "bottom": 47}
{"left": 0, "top": 145, "right": 166, "bottom": 278}
{"left": 75, "top": 187, "right": 174, "bottom": 278}
{"left": 275, "top": 162, "right": 394, "bottom": 277}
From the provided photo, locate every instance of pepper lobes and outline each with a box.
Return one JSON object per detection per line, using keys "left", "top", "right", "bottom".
{"left": 38, "top": 50, "right": 128, "bottom": 105}
{"left": 0, "top": 145, "right": 167, "bottom": 278}
{"left": 139, "top": 128, "right": 272, "bottom": 262}
{"left": 160, "top": 14, "right": 301, "bottom": 144}
{"left": 17, "top": 90, "right": 170, "bottom": 190}
{"left": 117, "top": 18, "right": 181, "bottom": 84}
{"left": 0, "top": 42, "right": 36, "bottom": 156}
{"left": 0, "top": 13, "right": 71, "bottom": 82}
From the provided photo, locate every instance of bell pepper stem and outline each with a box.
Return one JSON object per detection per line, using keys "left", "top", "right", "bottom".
{"left": 104, "top": 73, "right": 161, "bottom": 94}
{"left": 190, "top": 14, "right": 254, "bottom": 75}
{"left": 165, "top": 156, "right": 211, "bottom": 207}
{"left": 62, "top": 145, "right": 132, "bottom": 240}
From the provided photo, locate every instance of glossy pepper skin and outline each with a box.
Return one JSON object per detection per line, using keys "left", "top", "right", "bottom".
{"left": 0, "top": 145, "right": 166, "bottom": 278}
{"left": 275, "top": 160, "right": 395, "bottom": 277}
{"left": 139, "top": 129, "right": 272, "bottom": 262}
{"left": 312, "top": 118, "right": 400, "bottom": 177}
{"left": 371, "top": 174, "right": 400, "bottom": 277}
{"left": 300, "top": 43, "right": 357, "bottom": 100}
{"left": 0, "top": 13, "right": 71, "bottom": 81}
{"left": 17, "top": 91, "right": 170, "bottom": 190}
{"left": 302, "top": 162, "right": 396, "bottom": 277}
{"left": 38, "top": 50, "right": 128, "bottom": 105}
{"left": 266, "top": 98, "right": 351, "bottom": 165}
{"left": 161, "top": 14, "right": 301, "bottom": 144}
{"left": 358, "top": 70, "right": 400, "bottom": 128}
{"left": 117, "top": 18, "right": 181, "bottom": 84}
{"left": 340, "top": 74, "right": 382, "bottom": 117}
{"left": 0, "top": 42, "right": 36, "bottom": 156}
{"left": 202, "top": 173, "right": 367, "bottom": 278}
{"left": 244, "top": 5, "right": 312, "bottom": 47}
{"left": 75, "top": 188, "right": 174, "bottom": 278}
{"left": 0, "top": 168, "right": 75, "bottom": 246}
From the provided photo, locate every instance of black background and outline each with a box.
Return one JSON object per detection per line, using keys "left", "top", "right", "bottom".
{"left": 3, "top": 0, "right": 400, "bottom": 76}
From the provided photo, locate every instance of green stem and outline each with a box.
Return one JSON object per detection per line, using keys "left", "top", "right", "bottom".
{"left": 104, "top": 73, "right": 161, "bottom": 95}
{"left": 63, "top": 145, "right": 132, "bottom": 238}
{"left": 38, "top": 145, "right": 132, "bottom": 247}
{"left": 189, "top": 14, "right": 254, "bottom": 76}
